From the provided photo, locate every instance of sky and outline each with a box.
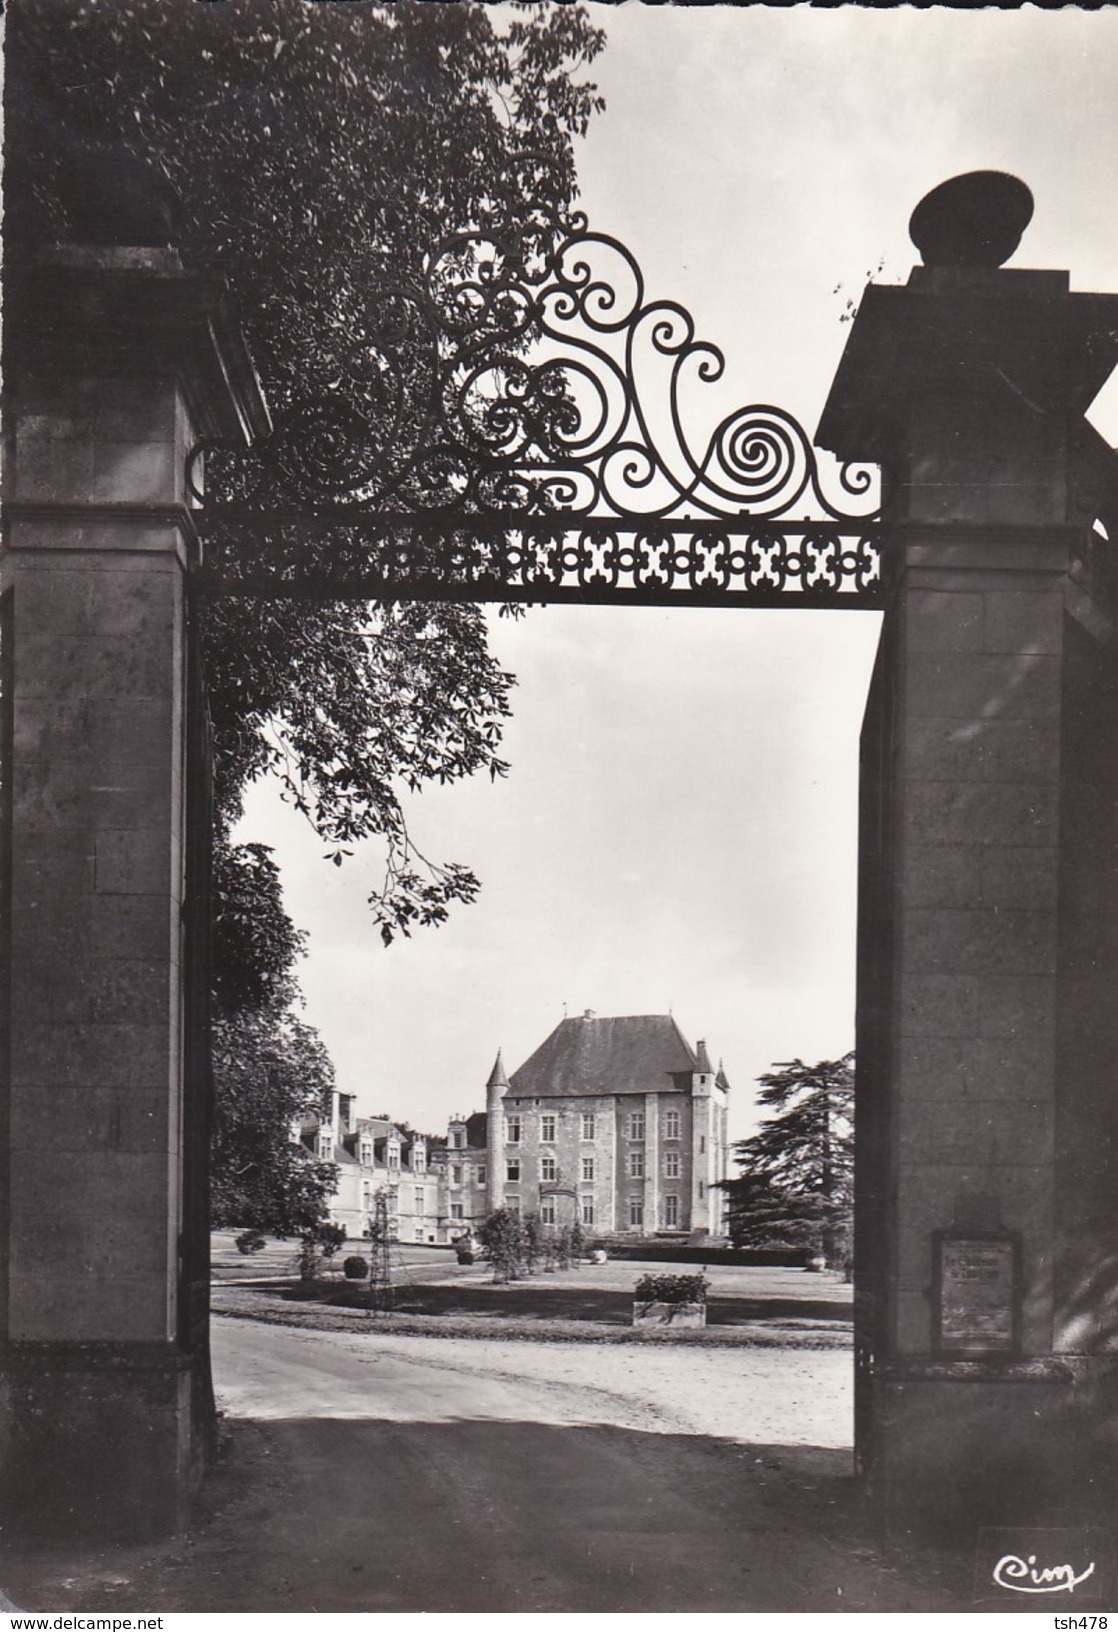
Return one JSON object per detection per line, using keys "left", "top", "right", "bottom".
{"left": 237, "top": 5, "right": 1118, "bottom": 1147}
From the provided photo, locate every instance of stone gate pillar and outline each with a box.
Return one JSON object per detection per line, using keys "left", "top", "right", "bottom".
{"left": 819, "top": 172, "right": 1118, "bottom": 1543}
{"left": 0, "top": 216, "right": 267, "bottom": 1534}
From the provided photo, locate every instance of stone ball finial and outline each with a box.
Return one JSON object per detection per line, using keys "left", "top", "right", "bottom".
{"left": 909, "top": 171, "right": 1034, "bottom": 269}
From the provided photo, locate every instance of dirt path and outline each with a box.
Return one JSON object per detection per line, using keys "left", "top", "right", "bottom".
{"left": 212, "top": 1318, "right": 854, "bottom": 1449}
{"left": 2, "top": 1317, "right": 966, "bottom": 1613}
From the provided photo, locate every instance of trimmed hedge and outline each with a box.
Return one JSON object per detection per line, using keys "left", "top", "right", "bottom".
{"left": 605, "top": 1243, "right": 810, "bottom": 1268}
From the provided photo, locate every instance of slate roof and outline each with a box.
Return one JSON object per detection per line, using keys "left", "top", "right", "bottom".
{"left": 486, "top": 1051, "right": 510, "bottom": 1090}
{"left": 508, "top": 1014, "right": 700, "bottom": 1100}
{"left": 465, "top": 1111, "right": 488, "bottom": 1148}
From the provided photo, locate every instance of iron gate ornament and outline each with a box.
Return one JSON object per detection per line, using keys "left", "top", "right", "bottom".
{"left": 190, "top": 190, "right": 883, "bottom": 606}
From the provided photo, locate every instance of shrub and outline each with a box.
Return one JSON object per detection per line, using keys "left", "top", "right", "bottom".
{"left": 317, "top": 1222, "right": 348, "bottom": 1258}
{"left": 295, "top": 1219, "right": 349, "bottom": 1281}
{"left": 634, "top": 1272, "right": 710, "bottom": 1305}
{"left": 235, "top": 1229, "right": 267, "bottom": 1255}
{"left": 477, "top": 1207, "right": 526, "bottom": 1283}
{"left": 343, "top": 1255, "right": 369, "bottom": 1280}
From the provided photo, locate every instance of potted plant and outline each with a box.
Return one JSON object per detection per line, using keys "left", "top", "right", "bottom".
{"left": 632, "top": 1272, "right": 709, "bottom": 1328}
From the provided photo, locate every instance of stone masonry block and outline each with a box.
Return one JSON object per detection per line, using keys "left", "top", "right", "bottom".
{"left": 897, "top": 1095, "right": 1054, "bottom": 1167}
{"left": 14, "top": 754, "right": 172, "bottom": 834}
{"left": 13, "top": 695, "right": 175, "bottom": 771}
{"left": 14, "top": 437, "right": 97, "bottom": 504}
{"left": 10, "top": 848, "right": 96, "bottom": 902}
{"left": 95, "top": 828, "right": 172, "bottom": 895}
{"left": 10, "top": 1022, "right": 171, "bottom": 1091}
{"left": 903, "top": 781, "right": 1058, "bottom": 847}
{"left": 983, "top": 588, "right": 1065, "bottom": 655}
{"left": 11, "top": 893, "right": 176, "bottom": 962}
{"left": 901, "top": 844, "right": 978, "bottom": 909}
{"left": 15, "top": 568, "right": 176, "bottom": 640}
{"left": 11, "top": 1085, "right": 170, "bottom": 1158}
{"left": 9, "top": 519, "right": 188, "bottom": 558}
{"left": 977, "top": 974, "right": 1057, "bottom": 1040}
{"left": 14, "top": 632, "right": 174, "bottom": 703}
{"left": 906, "top": 590, "right": 984, "bottom": 652}
{"left": 8, "top": 1272, "right": 173, "bottom": 1345}
{"left": 902, "top": 906, "right": 1056, "bottom": 975}
{"left": 905, "top": 652, "right": 1061, "bottom": 720}
{"left": 897, "top": 1033, "right": 1056, "bottom": 1100}
{"left": 92, "top": 441, "right": 178, "bottom": 507}
{"left": 902, "top": 715, "right": 1060, "bottom": 784}
{"left": 11, "top": 1150, "right": 176, "bottom": 1238}
{"left": 92, "top": 377, "right": 178, "bottom": 442}
{"left": 900, "top": 973, "right": 980, "bottom": 1038}
{"left": 980, "top": 846, "right": 1059, "bottom": 910}
{"left": 29, "top": 958, "right": 172, "bottom": 1026}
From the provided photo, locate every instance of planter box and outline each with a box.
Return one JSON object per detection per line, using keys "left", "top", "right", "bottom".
{"left": 632, "top": 1300, "right": 707, "bottom": 1329}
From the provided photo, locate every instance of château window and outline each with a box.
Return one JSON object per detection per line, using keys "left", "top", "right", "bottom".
{"left": 506, "top": 1116, "right": 522, "bottom": 1144}
{"left": 664, "top": 1109, "right": 681, "bottom": 1139}
{"left": 506, "top": 1160, "right": 520, "bottom": 1182}
{"left": 541, "top": 1114, "right": 556, "bottom": 1142}
{"left": 664, "top": 1151, "right": 681, "bottom": 1179}
{"left": 628, "top": 1150, "right": 644, "bottom": 1180}
{"left": 629, "top": 1196, "right": 644, "bottom": 1228}
{"left": 451, "top": 1165, "right": 462, "bottom": 1185}
{"left": 450, "top": 1202, "right": 464, "bottom": 1220}
{"left": 541, "top": 1197, "right": 556, "bottom": 1225}
{"left": 581, "top": 1156, "right": 595, "bottom": 1183}
{"left": 581, "top": 1113, "right": 596, "bottom": 1140}
{"left": 582, "top": 1198, "right": 595, "bottom": 1226}
{"left": 415, "top": 1189, "right": 425, "bottom": 1214}
{"left": 541, "top": 1155, "right": 557, "bottom": 1183}
{"left": 663, "top": 1195, "right": 679, "bottom": 1227}
{"left": 628, "top": 1112, "right": 645, "bottom": 1141}
{"left": 477, "top": 1166, "right": 486, "bottom": 1186}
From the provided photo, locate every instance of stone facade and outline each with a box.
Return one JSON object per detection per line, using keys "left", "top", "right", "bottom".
{"left": 481, "top": 1013, "right": 731, "bottom": 1238}
{"left": 819, "top": 174, "right": 1118, "bottom": 1538}
{"left": 0, "top": 239, "right": 269, "bottom": 1535}
{"left": 312, "top": 1015, "right": 731, "bottom": 1245}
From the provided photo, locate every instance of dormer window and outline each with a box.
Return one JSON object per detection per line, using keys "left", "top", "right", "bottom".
{"left": 387, "top": 1144, "right": 400, "bottom": 1170}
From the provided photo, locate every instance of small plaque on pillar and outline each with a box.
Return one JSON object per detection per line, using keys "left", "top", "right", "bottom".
{"left": 933, "top": 1231, "right": 1020, "bottom": 1357}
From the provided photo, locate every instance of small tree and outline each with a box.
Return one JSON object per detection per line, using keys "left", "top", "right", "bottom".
{"left": 570, "top": 1219, "right": 585, "bottom": 1263}
{"left": 522, "top": 1212, "right": 545, "bottom": 1276}
{"left": 723, "top": 1053, "right": 854, "bottom": 1266}
{"left": 478, "top": 1208, "right": 526, "bottom": 1284}
{"left": 296, "top": 1220, "right": 347, "bottom": 1283}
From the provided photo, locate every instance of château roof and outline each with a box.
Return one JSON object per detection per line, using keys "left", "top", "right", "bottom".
{"left": 486, "top": 1050, "right": 510, "bottom": 1090}
{"left": 508, "top": 1014, "right": 701, "bottom": 1100}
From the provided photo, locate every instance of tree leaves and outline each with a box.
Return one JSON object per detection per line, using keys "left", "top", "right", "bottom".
{"left": 723, "top": 1052, "right": 855, "bottom": 1259}
{"left": 7, "top": 0, "right": 603, "bottom": 940}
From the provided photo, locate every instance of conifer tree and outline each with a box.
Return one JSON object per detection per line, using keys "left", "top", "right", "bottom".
{"left": 723, "top": 1053, "right": 854, "bottom": 1265}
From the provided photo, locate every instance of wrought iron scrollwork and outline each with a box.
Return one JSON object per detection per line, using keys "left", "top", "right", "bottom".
{"left": 190, "top": 190, "right": 882, "bottom": 605}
